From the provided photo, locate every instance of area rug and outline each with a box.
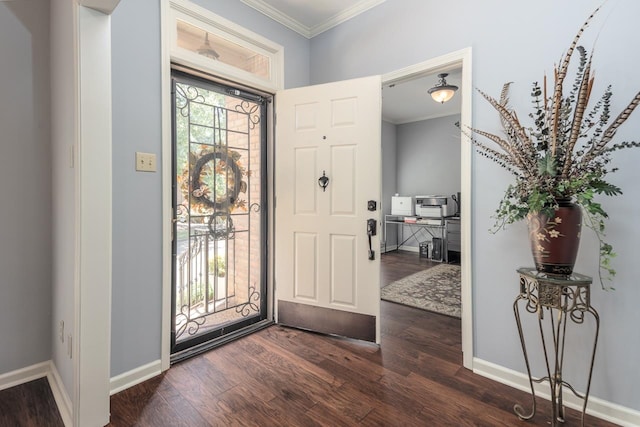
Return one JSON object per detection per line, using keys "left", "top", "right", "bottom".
{"left": 381, "top": 264, "right": 461, "bottom": 318}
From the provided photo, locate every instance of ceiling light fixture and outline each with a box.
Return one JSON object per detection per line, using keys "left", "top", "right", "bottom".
{"left": 197, "top": 32, "right": 220, "bottom": 60}
{"left": 428, "top": 73, "right": 458, "bottom": 103}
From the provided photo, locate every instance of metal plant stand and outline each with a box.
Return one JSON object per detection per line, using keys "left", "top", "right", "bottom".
{"left": 513, "top": 268, "right": 600, "bottom": 426}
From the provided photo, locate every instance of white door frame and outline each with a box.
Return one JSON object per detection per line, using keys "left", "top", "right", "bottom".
{"left": 382, "top": 47, "right": 473, "bottom": 369}
{"left": 160, "top": 1, "right": 284, "bottom": 371}
{"left": 68, "top": 2, "right": 119, "bottom": 424}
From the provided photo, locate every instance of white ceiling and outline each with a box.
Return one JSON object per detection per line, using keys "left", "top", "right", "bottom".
{"left": 240, "top": 0, "right": 386, "bottom": 38}
{"left": 382, "top": 70, "right": 462, "bottom": 124}
{"left": 241, "top": 0, "right": 462, "bottom": 124}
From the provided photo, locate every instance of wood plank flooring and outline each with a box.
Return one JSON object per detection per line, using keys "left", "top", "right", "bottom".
{"left": 0, "top": 377, "right": 64, "bottom": 427}
{"left": 0, "top": 251, "right": 618, "bottom": 426}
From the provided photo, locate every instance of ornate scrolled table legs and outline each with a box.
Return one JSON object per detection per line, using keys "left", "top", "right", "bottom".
{"left": 513, "top": 268, "right": 599, "bottom": 427}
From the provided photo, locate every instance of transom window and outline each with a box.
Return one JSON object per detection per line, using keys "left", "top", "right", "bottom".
{"left": 168, "top": 0, "right": 284, "bottom": 92}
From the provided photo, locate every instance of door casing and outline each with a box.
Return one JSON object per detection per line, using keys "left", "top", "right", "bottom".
{"left": 160, "top": 0, "right": 474, "bottom": 372}
{"left": 160, "top": 2, "right": 284, "bottom": 371}
{"left": 382, "top": 47, "right": 474, "bottom": 369}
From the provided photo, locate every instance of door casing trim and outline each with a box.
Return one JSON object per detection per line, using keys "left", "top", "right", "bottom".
{"left": 160, "top": 1, "right": 282, "bottom": 371}
{"left": 382, "top": 47, "right": 474, "bottom": 369}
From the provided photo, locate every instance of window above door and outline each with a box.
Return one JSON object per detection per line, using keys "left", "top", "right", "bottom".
{"left": 168, "top": 0, "right": 284, "bottom": 92}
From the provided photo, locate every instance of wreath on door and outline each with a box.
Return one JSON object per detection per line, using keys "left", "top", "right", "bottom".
{"left": 178, "top": 147, "right": 248, "bottom": 216}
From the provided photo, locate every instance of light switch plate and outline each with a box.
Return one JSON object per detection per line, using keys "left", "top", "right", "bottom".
{"left": 136, "top": 152, "right": 156, "bottom": 172}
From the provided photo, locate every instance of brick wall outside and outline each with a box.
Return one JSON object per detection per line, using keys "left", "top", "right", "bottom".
{"left": 222, "top": 95, "right": 263, "bottom": 313}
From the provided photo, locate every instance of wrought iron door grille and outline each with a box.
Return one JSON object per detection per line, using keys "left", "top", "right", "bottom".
{"left": 171, "top": 73, "right": 266, "bottom": 351}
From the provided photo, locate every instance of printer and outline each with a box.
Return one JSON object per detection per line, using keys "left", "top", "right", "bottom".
{"left": 391, "top": 195, "right": 414, "bottom": 216}
{"left": 415, "top": 195, "right": 454, "bottom": 217}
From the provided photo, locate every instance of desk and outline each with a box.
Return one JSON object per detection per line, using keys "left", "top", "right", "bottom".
{"left": 513, "top": 268, "right": 599, "bottom": 427}
{"left": 383, "top": 215, "right": 449, "bottom": 262}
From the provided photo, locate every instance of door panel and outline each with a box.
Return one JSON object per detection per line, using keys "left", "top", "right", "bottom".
{"left": 275, "top": 75, "right": 381, "bottom": 343}
{"left": 294, "top": 148, "right": 318, "bottom": 214}
{"left": 331, "top": 145, "right": 356, "bottom": 215}
{"left": 331, "top": 234, "right": 356, "bottom": 306}
{"left": 294, "top": 232, "right": 318, "bottom": 300}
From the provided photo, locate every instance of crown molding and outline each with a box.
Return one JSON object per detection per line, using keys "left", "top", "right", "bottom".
{"left": 309, "top": 0, "right": 385, "bottom": 38}
{"left": 240, "top": 0, "right": 311, "bottom": 38}
{"left": 240, "top": 0, "right": 385, "bottom": 39}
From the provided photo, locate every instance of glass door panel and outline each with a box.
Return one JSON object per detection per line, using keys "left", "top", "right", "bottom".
{"left": 171, "top": 70, "right": 267, "bottom": 356}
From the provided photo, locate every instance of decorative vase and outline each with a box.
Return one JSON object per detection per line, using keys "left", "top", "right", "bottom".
{"left": 526, "top": 199, "right": 582, "bottom": 275}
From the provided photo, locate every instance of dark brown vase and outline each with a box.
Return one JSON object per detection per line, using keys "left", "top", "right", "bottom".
{"left": 526, "top": 199, "right": 582, "bottom": 275}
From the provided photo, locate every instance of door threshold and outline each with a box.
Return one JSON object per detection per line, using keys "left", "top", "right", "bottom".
{"left": 170, "top": 319, "right": 274, "bottom": 364}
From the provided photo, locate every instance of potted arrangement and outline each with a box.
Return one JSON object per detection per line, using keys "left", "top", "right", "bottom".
{"left": 466, "top": 6, "right": 640, "bottom": 288}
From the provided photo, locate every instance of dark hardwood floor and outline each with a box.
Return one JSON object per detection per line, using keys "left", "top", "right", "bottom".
{"left": 0, "top": 377, "right": 64, "bottom": 427}
{"left": 1, "top": 251, "right": 617, "bottom": 426}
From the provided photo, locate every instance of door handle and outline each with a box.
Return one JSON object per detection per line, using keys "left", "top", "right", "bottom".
{"left": 367, "top": 219, "right": 377, "bottom": 260}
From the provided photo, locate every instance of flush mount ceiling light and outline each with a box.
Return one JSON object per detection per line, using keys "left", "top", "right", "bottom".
{"left": 197, "top": 32, "right": 220, "bottom": 60}
{"left": 428, "top": 73, "right": 458, "bottom": 103}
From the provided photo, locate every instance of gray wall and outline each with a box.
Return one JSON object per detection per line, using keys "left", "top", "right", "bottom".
{"left": 0, "top": 1, "right": 52, "bottom": 375}
{"left": 395, "top": 115, "right": 461, "bottom": 248}
{"left": 397, "top": 115, "right": 461, "bottom": 199}
{"left": 110, "top": 0, "right": 310, "bottom": 377}
{"left": 110, "top": 0, "right": 164, "bottom": 378}
{"left": 310, "top": 0, "right": 640, "bottom": 410}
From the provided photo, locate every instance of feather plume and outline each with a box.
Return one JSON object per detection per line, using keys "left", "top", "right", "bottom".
{"left": 581, "top": 90, "right": 640, "bottom": 164}
{"left": 467, "top": 127, "right": 532, "bottom": 177}
{"left": 562, "top": 50, "right": 594, "bottom": 178}
{"left": 550, "top": 7, "right": 600, "bottom": 154}
{"left": 476, "top": 88, "right": 536, "bottom": 157}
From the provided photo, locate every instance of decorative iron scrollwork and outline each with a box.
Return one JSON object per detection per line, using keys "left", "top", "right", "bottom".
{"left": 235, "top": 284, "right": 261, "bottom": 317}
{"left": 208, "top": 212, "right": 235, "bottom": 240}
{"left": 234, "top": 100, "right": 261, "bottom": 129}
{"left": 175, "top": 84, "right": 205, "bottom": 117}
{"left": 175, "top": 304, "right": 207, "bottom": 339}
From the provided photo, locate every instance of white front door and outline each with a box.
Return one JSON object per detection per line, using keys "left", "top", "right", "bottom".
{"left": 275, "top": 76, "right": 382, "bottom": 343}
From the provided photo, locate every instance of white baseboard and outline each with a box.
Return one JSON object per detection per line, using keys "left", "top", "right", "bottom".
{"left": 0, "top": 361, "right": 50, "bottom": 391}
{"left": 47, "top": 362, "right": 72, "bottom": 427}
{"left": 110, "top": 359, "right": 162, "bottom": 395}
{"left": 473, "top": 358, "right": 640, "bottom": 427}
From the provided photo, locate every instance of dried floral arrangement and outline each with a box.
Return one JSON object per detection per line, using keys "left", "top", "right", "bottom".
{"left": 177, "top": 145, "right": 249, "bottom": 216}
{"left": 465, "top": 6, "right": 640, "bottom": 286}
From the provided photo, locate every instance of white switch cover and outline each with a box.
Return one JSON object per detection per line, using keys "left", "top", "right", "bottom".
{"left": 136, "top": 152, "right": 157, "bottom": 172}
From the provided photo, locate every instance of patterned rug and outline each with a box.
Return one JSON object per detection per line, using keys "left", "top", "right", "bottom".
{"left": 381, "top": 264, "right": 461, "bottom": 318}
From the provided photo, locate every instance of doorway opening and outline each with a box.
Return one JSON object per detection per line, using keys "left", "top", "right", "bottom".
{"left": 170, "top": 70, "right": 270, "bottom": 362}
{"left": 379, "top": 49, "right": 473, "bottom": 368}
